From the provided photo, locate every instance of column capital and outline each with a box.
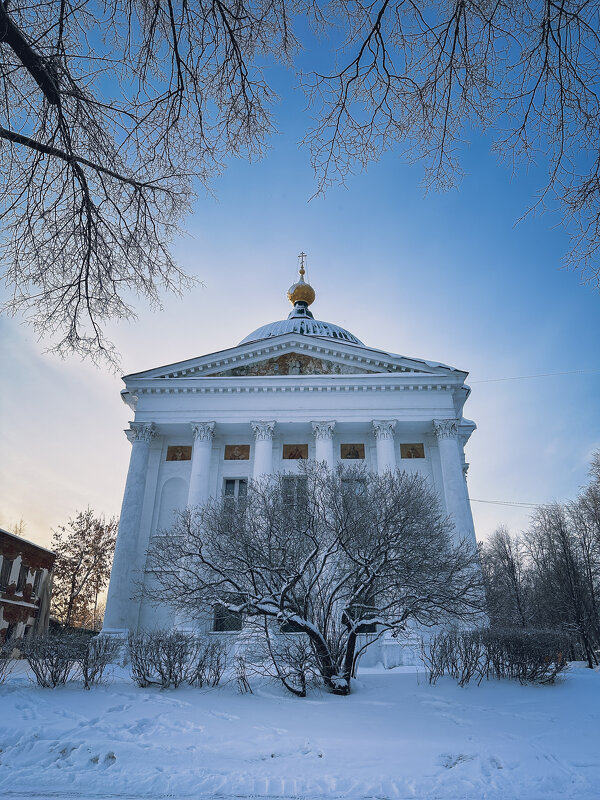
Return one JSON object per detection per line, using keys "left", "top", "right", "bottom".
{"left": 433, "top": 419, "right": 460, "bottom": 440}
{"left": 251, "top": 421, "right": 276, "bottom": 441}
{"left": 312, "top": 421, "right": 336, "bottom": 440}
{"left": 372, "top": 420, "right": 396, "bottom": 440}
{"left": 125, "top": 422, "right": 157, "bottom": 444}
{"left": 190, "top": 421, "right": 216, "bottom": 442}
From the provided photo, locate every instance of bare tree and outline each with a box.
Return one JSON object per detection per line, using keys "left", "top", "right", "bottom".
{"left": 479, "top": 526, "right": 529, "bottom": 628}
{"left": 146, "top": 463, "right": 483, "bottom": 695}
{"left": 51, "top": 508, "right": 117, "bottom": 628}
{"left": 1, "top": 2, "right": 599, "bottom": 364}
{"left": 0, "top": 0, "right": 294, "bottom": 363}
{"left": 525, "top": 502, "right": 599, "bottom": 667}
{"left": 479, "top": 450, "right": 600, "bottom": 666}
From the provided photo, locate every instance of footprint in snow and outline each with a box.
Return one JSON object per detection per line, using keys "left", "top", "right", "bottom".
{"left": 207, "top": 710, "right": 239, "bottom": 721}
{"left": 438, "top": 752, "right": 475, "bottom": 769}
{"left": 106, "top": 703, "right": 132, "bottom": 714}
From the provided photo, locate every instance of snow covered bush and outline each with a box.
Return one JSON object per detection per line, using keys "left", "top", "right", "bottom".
{"left": 185, "top": 637, "right": 228, "bottom": 688}
{"left": 21, "top": 630, "right": 89, "bottom": 688}
{"left": 422, "top": 628, "right": 569, "bottom": 686}
{"left": 80, "top": 635, "right": 120, "bottom": 689}
{"left": 146, "top": 462, "right": 483, "bottom": 696}
{"left": 128, "top": 630, "right": 229, "bottom": 689}
{"left": 484, "top": 628, "right": 569, "bottom": 684}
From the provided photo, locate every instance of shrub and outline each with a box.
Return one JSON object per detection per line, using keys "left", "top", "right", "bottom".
{"left": 128, "top": 630, "right": 229, "bottom": 689}
{"left": 22, "top": 630, "right": 89, "bottom": 688}
{"left": 80, "top": 635, "right": 120, "bottom": 689}
{"left": 483, "top": 628, "right": 568, "bottom": 685}
{"left": 233, "top": 654, "right": 252, "bottom": 694}
{"left": 422, "top": 627, "right": 569, "bottom": 686}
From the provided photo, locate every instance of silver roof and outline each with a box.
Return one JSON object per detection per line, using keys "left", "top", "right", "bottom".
{"left": 240, "top": 317, "right": 364, "bottom": 346}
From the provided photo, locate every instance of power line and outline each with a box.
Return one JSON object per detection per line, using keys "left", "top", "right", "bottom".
{"left": 471, "top": 368, "right": 600, "bottom": 384}
{"left": 470, "top": 498, "right": 542, "bottom": 509}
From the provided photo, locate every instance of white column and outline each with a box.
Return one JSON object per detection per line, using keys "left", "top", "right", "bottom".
{"left": 103, "top": 422, "right": 157, "bottom": 633}
{"left": 251, "top": 421, "right": 275, "bottom": 478}
{"left": 312, "top": 421, "right": 336, "bottom": 467}
{"left": 433, "top": 419, "right": 476, "bottom": 543}
{"left": 187, "top": 422, "right": 216, "bottom": 507}
{"left": 372, "top": 420, "right": 397, "bottom": 473}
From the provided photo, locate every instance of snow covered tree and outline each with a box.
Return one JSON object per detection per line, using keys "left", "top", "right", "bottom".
{"left": 147, "top": 462, "right": 483, "bottom": 695}
{"left": 51, "top": 509, "right": 118, "bottom": 628}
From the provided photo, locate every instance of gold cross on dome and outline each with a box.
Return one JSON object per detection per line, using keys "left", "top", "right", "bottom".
{"left": 298, "top": 251, "right": 307, "bottom": 277}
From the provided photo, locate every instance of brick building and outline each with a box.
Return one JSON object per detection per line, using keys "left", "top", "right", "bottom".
{"left": 0, "top": 528, "right": 56, "bottom": 643}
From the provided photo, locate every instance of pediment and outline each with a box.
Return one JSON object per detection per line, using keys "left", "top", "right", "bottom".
{"left": 204, "top": 351, "right": 377, "bottom": 377}
{"left": 124, "top": 334, "right": 466, "bottom": 382}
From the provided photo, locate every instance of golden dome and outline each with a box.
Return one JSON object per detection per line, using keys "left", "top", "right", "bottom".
{"left": 287, "top": 253, "right": 315, "bottom": 306}
{"left": 287, "top": 279, "right": 315, "bottom": 305}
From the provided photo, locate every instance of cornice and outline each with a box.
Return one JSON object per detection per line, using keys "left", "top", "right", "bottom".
{"left": 125, "top": 371, "right": 466, "bottom": 397}
{"left": 128, "top": 380, "right": 460, "bottom": 396}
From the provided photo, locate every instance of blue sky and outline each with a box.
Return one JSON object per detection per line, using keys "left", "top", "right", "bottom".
{"left": 1, "top": 57, "right": 599, "bottom": 548}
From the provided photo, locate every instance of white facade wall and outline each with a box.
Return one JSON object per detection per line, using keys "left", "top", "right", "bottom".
{"left": 103, "top": 334, "right": 477, "bottom": 666}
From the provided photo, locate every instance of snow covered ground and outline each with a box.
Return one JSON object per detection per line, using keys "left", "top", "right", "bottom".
{"left": 1, "top": 663, "right": 598, "bottom": 800}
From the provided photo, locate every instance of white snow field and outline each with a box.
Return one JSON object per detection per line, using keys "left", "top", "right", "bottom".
{"left": 0, "top": 663, "right": 598, "bottom": 800}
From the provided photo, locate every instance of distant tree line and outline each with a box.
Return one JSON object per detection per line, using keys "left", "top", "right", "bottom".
{"left": 480, "top": 451, "right": 600, "bottom": 668}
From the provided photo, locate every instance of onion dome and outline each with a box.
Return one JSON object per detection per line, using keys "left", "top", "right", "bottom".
{"left": 239, "top": 253, "right": 364, "bottom": 346}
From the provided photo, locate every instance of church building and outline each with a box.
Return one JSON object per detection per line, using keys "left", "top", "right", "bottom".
{"left": 103, "top": 257, "right": 477, "bottom": 664}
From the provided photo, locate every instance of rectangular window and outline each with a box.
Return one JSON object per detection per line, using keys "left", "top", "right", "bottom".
{"left": 4, "top": 622, "right": 18, "bottom": 642}
{"left": 16, "top": 563, "right": 28, "bottom": 593}
{"left": 213, "top": 595, "right": 244, "bottom": 632}
{"left": 0, "top": 558, "right": 14, "bottom": 591}
{"left": 282, "top": 476, "right": 308, "bottom": 507}
{"left": 32, "top": 570, "right": 42, "bottom": 597}
{"left": 224, "top": 478, "right": 248, "bottom": 500}
{"left": 342, "top": 476, "right": 366, "bottom": 493}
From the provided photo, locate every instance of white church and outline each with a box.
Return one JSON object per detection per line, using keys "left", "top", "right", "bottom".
{"left": 103, "top": 257, "right": 478, "bottom": 665}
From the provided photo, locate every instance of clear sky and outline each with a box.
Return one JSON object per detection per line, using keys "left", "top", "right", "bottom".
{"left": 1, "top": 58, "right": 599, "bottom": 550}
